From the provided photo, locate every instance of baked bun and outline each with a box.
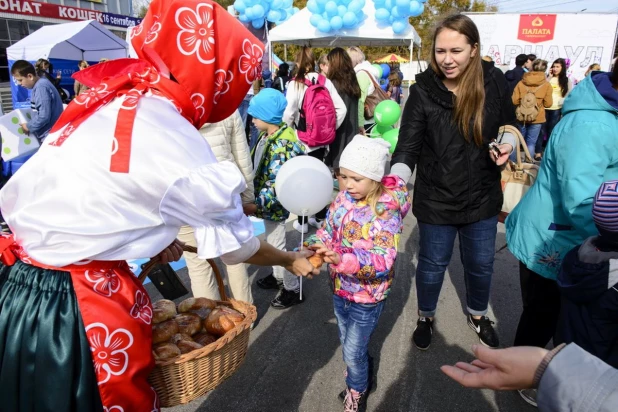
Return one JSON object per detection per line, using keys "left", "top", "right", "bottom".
{"left": 152, "top": 319, "right": 179, "bottom": 344}
{"left": 174, "top": 313, "right": 202, "bottom": 336}
{"left": 193, "top": 332, "right": 217, "bottom": 346}
{"left": 204, "top": 306, "right": 245, "bottom": 336}
{"left": 308, "top": 254, "right": 323, "bottom": 269}
{"left": 152, "top": 299, "right": 177, "bottom": 324}
{"left": 152, "top": 342, "right": 181, "bottom": 361}
{"left": 178, "top": 297, "right": 216, "bottom": 319}
{"left": 171, "top": 333, "right": 203, "bottom": 354}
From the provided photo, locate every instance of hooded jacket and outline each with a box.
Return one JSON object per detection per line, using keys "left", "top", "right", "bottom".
{"left": 392, "top": 60, "right": 516, "bottom": 225}
{"left": 506, "top": 72, "right": 618, "bottom": 280}
{"left": 556, "top": 237, "right": 618, "bottom": 367}
{"left": 512, "top": 71, "right": 553, "bottom": 124}
{"left": 504, "top": 66, "right": 525, "bottom": 96}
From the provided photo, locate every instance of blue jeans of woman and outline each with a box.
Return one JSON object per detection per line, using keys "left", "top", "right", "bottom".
{"left": 333, "top": 295, "right": 385, "bottom": 393}
{"left": 511, "top": 123, "right": 544, "bottom": 161}
{"left": 416, "top": 215, "right": 498, "bottom": 317}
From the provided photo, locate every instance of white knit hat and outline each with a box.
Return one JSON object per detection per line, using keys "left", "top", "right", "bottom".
{"left": 339, "top": 135, "right": 391, "bottom": 182}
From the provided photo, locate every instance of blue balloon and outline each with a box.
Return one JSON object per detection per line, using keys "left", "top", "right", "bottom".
{"left": 342, "top": 11, "right": 357, "bottom": 28}
{"left": 409, "top": 0, "right": 422, "bottom": 16}
{"left": 395, "top": 0, "right": 409, "bottom": 8}
{"left": 316, "top": 0, "right": 328, "bottom": 8}
{"left": 239, "top": 14, "right": 249, "bottom": 22}
{"left": 384, "top": 0, "right": 392, "bottom": 10}
{"left": 392, "top": 19, "right": 407, "bottom": 34}
{"left": 374, "top": 0, "right": 386, "bottom": 6}
{"left": 413, "top": 3, "right": 424, "bottom": 16}
{"left": 267, "top": 9, "right": 281, "bottom": 21}
{"left": 279, "top": 9, "right": 288, "bottom": 20}
{"left": 271, "top": 0, "right": 283, "bottom": 8}
{"left": 253, "top": 4, "right": 265, "bottom": 18}
{"left": 252, "top": 18, "right": 265, "bottom": 28}
{"left": 330, "top": 15, "right": 343, "bottom": 30}
{"left": 325, "top": 1, "right": 338, "bottom": 17}
{"left": 380, "top": 64, "right": 391, "bottom": 78}
{"left": 391, "top": 6, "right": 401, "bottom": 19}
{"left": 307, "top": 0, "right": 320, "bottom": 13}
{"left": 381, "top": 82, "right": 389, "bottom": 91}
{"left": 282, "top": 0, "right": 293, "bottom": 8}
{"left": 348, "top": 0, "right": 362, "bottom": 13}
{"left": 338, "top": 5, "right": 347, "bottom": 17}
{"left": 317, "top": 19, "right": 331, "bottom": 32}
{"left": 310, "top": 13, "right": 323, "bottom": 27}
{"left": 375, "top": 7, "right": 390, "bottom": 22}
{"left": 356, "top": 11, "right": 365, "bottom": 22}
{"left": 245, "top": 7, "right": 255, "bottom": 19}
{"left": 234, "top": 0, "right": 246, "bottom": 13}
{"left": 293, "top": 7, "right": 299, "bottom": 13}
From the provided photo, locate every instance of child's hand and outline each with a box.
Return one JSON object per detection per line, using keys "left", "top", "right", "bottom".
{"left": 20, "top": 123, "right": 29, "bottom": 135}
{"left": 312, "top": 245, "right": 341, "bottom": 265}
{"left": 242, "top": 203, "right": 258, "bottom": 216}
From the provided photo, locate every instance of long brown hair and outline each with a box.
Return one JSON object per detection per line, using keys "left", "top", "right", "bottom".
{"left": 327, "top": 47, "right": 361, "bottom": 99}
{"left": 431, "top": 14, "right": 485, "bottom": 146}
{"left": 293, "top": 46, "right": 316, "bottom": 87}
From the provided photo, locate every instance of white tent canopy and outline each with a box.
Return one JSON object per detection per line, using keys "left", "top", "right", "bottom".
{"left": 7, "top": 20, "right": 128, "bottom": 62}
{"left": 268, "top": 3, "right": 421, "bottom": 47}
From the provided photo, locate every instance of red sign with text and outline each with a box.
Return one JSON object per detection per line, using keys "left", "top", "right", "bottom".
{"left": 517, "top": 14, "right": 557, "bottom": 44}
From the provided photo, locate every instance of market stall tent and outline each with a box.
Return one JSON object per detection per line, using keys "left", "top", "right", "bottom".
{"left": 7, "top": 19, "right": 128, "bottom": 108}
{"left": 268, "top": 3, "right": 421, "bottom": 47}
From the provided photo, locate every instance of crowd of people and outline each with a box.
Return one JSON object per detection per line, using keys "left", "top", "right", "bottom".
{"left": 0, "top": 2, "right": 616, "bottom": 412}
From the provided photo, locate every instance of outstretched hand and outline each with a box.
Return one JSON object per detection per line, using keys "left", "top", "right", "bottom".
{"left": 157, "top": 239, "right": 185, "bottom": 264}
{"left": 285, "top": 249, "right": 320, "bottom": 279}
{"left": 309, "top": 244, "right": 341, "bottom": 265}
{"left": 489, "top": 143, "right": 513, "bottom": 166}
{"left": 441, "top": 344, "right": 548, "bottom": 391}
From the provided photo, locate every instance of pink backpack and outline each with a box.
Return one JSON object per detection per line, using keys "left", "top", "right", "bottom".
{"left": 296, "top": 74, "right": 337, "bottom": 147}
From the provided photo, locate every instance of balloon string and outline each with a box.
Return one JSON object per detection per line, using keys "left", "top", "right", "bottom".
{"left": 299, "top": 212, "right": 304, "bottom": 301}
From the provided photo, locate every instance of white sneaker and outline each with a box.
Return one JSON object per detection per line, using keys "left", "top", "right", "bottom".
{"left": 308, "top": 217, "right": 324, "bottom": 229}
{"left": 293, "top": 221, "right": 308, "bottom": 234}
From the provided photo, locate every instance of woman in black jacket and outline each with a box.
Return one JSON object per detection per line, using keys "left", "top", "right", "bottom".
{"left": 390, "top": 14, "right": 517, "bottom": 351}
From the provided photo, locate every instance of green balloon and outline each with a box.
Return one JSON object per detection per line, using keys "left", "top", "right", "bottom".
{"left": 381, "top": 128, "right": 399, "bottom": 154}
{"left": 369, "top": 127, "right": 381, "bottom": 138}
{"left": 376, "top": 124, "right": 391, "bottom": 135}
{"left": 371, "top": 64, "right": 383, "bottom": 79}
{"left": 374, "top": 100, "right": 402, "bottom": 127}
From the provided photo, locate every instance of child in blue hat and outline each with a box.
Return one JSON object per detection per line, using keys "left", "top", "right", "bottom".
{"left": 243, "top": 88, "right": 307, "bottom": 308}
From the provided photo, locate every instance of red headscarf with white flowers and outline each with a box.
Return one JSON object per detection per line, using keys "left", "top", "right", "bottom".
{"left": 49, "top": 0, "right": 264, "bottom": 173}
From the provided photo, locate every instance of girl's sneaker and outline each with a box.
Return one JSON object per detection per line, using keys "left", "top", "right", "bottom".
{"left": 343, "top": 388, "right": 367, "bottom": 412}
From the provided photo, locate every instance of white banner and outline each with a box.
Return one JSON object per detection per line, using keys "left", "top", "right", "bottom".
{"left": 467, "top": 13, "right": 618, "bottom": 82}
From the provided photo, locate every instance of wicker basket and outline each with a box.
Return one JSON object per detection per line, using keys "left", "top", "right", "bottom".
{"left": 139, "top": 245, "right": 257, "bottom": 407}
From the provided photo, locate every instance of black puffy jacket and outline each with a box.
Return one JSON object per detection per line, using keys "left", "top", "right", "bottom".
{"left": 392, "top": 60, "right": 516, "bottom": 225}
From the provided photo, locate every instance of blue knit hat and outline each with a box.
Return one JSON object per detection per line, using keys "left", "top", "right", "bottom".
{"left": 248, "top": 88, "right": 287, "bottom": 125}
{"left": 593, "top": 180, "right": 618, "bottom": 241}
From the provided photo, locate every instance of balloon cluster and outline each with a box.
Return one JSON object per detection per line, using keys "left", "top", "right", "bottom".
{"left": 370, "top": 100, "right": 401, "bottom": 154}
{"left": 374, "top": 0, "right": 426, "bottom": 34}
{"left": 307, "top": 0, "right": 367, "bottom": 33}
{"left": 234, "top": 0, "right": 299, "bottom": 29}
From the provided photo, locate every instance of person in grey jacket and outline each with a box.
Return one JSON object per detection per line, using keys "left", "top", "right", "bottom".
{"left": 11, "top": 60, "right": 63, "bottom": 142}
{"left": 441, "top": 343, "right": 618, "bottom": 412}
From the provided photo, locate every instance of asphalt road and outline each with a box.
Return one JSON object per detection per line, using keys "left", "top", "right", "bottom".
{"left": 146, "top": 183, "right": 536, "bottom": 412}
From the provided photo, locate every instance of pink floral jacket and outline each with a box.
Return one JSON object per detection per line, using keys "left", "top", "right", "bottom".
{"left": 306, "top": 175, "right": 411, "bottom": 304}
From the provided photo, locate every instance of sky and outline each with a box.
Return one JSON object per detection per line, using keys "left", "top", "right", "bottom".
{"left": 492, "top": 0, "right": 618, "bottom": 13}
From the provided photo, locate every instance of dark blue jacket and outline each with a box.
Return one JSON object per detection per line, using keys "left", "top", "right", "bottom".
{"left": 504, "top": 66, "right": 525, "bottom": 97}
{"left": 557, "top": 236, "right": 618, "bottom": 368}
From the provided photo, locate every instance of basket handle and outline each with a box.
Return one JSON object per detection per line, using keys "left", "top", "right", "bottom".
{"left": 137, "top": 243, "right": 229, "bottom": 301}
{"left": 499, "top": 125, "right": 533, "bottom": 168}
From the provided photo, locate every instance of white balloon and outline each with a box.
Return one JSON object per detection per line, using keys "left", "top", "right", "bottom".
{"left": 275, "top": 156, "right": 333, "bottom": 217}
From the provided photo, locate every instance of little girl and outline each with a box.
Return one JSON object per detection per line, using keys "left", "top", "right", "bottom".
{"left": 306, "top": 135, "right": 411, "bottom": 412}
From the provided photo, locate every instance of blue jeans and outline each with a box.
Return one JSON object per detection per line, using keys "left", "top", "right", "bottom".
{"left": 333, "top": 295, "right": 385, "bottom": 393}
{"left": 522, "top": 123, "right": 543, "bottom": 157}
{"left": 416, "top": 215, "right": 498, "bottom": 317}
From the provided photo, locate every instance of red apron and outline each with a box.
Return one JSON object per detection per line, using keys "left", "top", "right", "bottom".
{"left": 0, "top": 235, "right": 159, "bottom": 412}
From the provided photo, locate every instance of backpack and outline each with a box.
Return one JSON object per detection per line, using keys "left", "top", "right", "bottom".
{"left": 274, "top": 76, "right": 288, "bottom": 94}
{"left": 515, "top": 85, "right": 540, "bottom": 123}
{"left": 296, "top": 74, "right": 337, "bottom": 147}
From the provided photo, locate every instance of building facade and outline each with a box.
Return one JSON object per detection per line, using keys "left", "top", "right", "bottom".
{"left": 0, "top": 0, "right": 140, "bottom": 82}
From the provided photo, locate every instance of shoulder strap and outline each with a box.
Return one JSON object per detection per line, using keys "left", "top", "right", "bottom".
{"left": 361, "top": 69, "right": 380, "bottom": 89}
{"left": 317, "top": 74, "right": 326, "bottom": 86}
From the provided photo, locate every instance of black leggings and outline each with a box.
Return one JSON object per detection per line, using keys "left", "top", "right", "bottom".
{"left": 297, "top": 148, "right": 329, "bottom": 224}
